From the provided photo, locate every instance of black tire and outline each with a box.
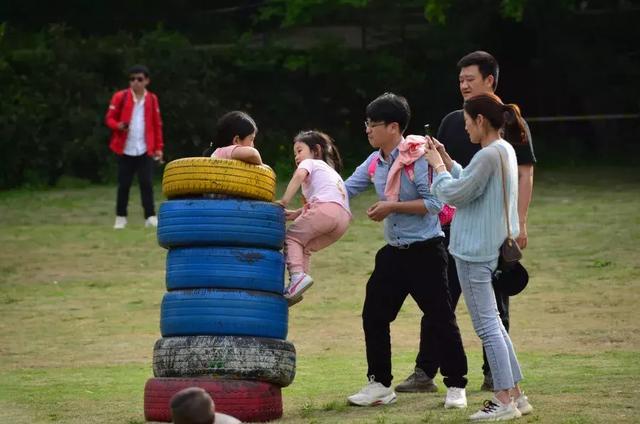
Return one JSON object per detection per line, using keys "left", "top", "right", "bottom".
{"left": 166, "top": 246, "right": 285, "bottom": 294}
{"left": 153, "top": 336, "right": 296, "bottom": 387}
{"left": 157, "top": 199, "right": 285, "bottom": 250}
{"left": 160, "top": 289, "right": 288, "bottom": 339}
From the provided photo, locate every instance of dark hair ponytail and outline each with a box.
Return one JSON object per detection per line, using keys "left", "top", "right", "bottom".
{"left": 203, "top": 111, "right": 257, "bottom": 156}
{"left": 463, "top": 94, "right": 528, "bottom": 145}
{"left": 502, "top": 103, "right": 527, "bottom": 145}
{"left": 293, "top": 130, "right": 343, "bottom": 173}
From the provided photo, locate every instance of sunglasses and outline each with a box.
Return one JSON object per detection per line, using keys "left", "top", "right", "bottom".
{"left": 129, "top": 76, "right": 145, "bottom": 82}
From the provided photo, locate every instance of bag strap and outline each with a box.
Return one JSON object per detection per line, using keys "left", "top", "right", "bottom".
{"left": 494, "top": 146, "right": 512, "bottom": 239}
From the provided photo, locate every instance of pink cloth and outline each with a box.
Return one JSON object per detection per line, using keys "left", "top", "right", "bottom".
{"left": 384, "top": 135, "right": 426, "bottom": 201}
{"left": 211, "top": 145, "right": 238, "bottom": 159}
{"left": 285, "top": 202, "right": 351, "bottom": 274}
{"left": 297, "top": 159, "right": 350, "bottom": 214}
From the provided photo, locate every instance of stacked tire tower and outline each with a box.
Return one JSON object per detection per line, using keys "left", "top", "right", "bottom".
{"left": 144, "top": 157, "right": 295, "bottom": 423}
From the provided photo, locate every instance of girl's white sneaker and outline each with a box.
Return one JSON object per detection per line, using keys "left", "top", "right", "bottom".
{"left": 284, "top": 273, "right": 313, "bottom": 304}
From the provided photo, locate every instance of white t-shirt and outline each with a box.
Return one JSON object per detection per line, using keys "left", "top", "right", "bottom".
{"left": 297, "top": 159, "right": 350, "bottom": 213}
{"left": 123, "top": 93, "right": 146, "bottom": 156}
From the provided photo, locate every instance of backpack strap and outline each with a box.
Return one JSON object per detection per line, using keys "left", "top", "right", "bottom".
{"left": 367, "top": 153, "right": 380, "bottom": 182}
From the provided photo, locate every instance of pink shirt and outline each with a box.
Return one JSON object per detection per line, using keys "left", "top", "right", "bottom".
{"left": 212, "top": 145, "right": 238, "bottom": 159}
{"left": 298, "top": 159, "right": 350, "bottom": 214}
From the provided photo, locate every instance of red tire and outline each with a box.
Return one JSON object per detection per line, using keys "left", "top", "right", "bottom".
{"left": 144, "top": 377, "right": 282, "bottom": 422}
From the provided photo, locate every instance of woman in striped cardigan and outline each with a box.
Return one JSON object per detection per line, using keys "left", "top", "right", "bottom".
{"left": 424, "top": 93, "right": 534, "bottom": 422}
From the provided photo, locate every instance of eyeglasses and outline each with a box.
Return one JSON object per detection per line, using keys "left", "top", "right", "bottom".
{"left": 129, "top": 76, "right": 145, "bottom": 82}
{"left": 364, "top": 120, "right": 386, "bottom": 129}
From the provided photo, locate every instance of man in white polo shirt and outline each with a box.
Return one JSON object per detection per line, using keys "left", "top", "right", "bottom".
{"left": 105, "top": 64, "right": 164, "bottom": 229}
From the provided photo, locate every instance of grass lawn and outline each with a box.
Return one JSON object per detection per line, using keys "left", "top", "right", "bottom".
{"left": 0, "top": 167, "right": 639, "bottom": 423}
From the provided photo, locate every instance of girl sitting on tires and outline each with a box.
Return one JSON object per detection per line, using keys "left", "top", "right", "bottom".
{"left": 203, "top": 111, "right": 263, "bottom": 165}
{"left": 276, "top": 130, "right": 352, "bottom": 306}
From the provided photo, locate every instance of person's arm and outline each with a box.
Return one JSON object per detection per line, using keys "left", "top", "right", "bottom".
{"left": 430, "top": 148, "right": 498, "bottom": 207}
{"left": 284, "top": 207, "right": 303, "bottom": 221}
{"left": 344, "top": 154, "right": 375, "bottom": 199}
{"left": 435, "top": 113, "right": 456, "bottom": 171}
{"left": 231, "top": 146, "right": 263, "bottom": 165}
{"left": 517, "top": 164, "right": 534, "bottom": 249}
{"left": 152, "top": 93, "right": 164, "bottom": 160}
{"left": 429, "top": 137, "right": 454, "bottom": 171}
{"left": 105, "top": 91, "right": 125, "bottom": 131}
{"left": 366, "top": 199, "right": 427, "bottom": 222}
{"left": 277, "top": 167, "right": 308, "bottom": 207}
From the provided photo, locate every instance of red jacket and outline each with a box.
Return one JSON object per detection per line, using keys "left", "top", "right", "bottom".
{"left": 105, "top": 89, "right": 164, "bottom": 156}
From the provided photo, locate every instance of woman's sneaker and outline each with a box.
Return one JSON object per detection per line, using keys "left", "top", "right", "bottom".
{"left": 347, "top": 377, "right": 397, "bottom": 406}
{"left": 284, "top": 273, "right": 313, "bottom": 305}
{"left": 515, "top": 392, "right": 533, "bottom": 415}
{"left": 469, "top": 398, "right": 521, "bottom": 421}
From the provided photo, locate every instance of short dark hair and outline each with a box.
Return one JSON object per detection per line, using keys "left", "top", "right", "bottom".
{"left": 128, "top": 64, "right": 150, "bottom": 78}
{"left": 365, "top": 92, "right": 411, "bottom": 133}
{"left": 457, "top": 51, "right": 499, "bottom": 90}
{"left": 170, "top": 387, "right": 215, "bottom": 424}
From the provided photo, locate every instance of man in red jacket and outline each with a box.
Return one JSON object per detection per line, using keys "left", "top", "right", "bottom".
{"left": 105, "top": 64, "right": 164, "bottom": 229}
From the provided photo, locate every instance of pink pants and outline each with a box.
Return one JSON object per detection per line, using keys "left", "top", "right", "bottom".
{"left": 285, "top": 202, "right": 351, "bottom": 275}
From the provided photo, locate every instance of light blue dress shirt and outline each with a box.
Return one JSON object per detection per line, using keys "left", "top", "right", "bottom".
{"left": 345, "top": 145, "right": 444, "bottom": 247}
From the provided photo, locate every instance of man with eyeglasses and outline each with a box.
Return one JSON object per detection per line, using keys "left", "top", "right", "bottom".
{"left": 105, "top": 64, "right": 164, "bottom": 229}
{"left": 343, "top": 92, "right": 468, "bottom": 409}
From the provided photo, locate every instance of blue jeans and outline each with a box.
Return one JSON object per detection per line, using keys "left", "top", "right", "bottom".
{"left": 455, "top": 258, "right": 523, "bottom": 390}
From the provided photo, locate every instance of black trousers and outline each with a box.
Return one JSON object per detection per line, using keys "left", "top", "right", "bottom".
{"left": 418, "top": 226, "right": 510, "bottom": 378}
{"left": 116, "top": 154, "right": 155, "bottom": 218}
{"left": 363, "top": 237, "right": 468, "bottom": 388}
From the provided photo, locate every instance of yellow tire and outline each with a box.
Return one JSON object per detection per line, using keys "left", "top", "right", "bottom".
{"left": 162, "top": 157, "right": 277, "bottom": 201}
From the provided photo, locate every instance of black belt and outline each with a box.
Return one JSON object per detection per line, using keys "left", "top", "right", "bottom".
{"left": 393, "top": 236, "right": 444, "bottom": 250}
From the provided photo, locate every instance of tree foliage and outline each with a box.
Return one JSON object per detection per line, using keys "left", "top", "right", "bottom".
{"left": 0, "top": 0, "right": 637, "bottom": 188}
{"left": 258, "top": 0, "right": 550, "bottom": 26}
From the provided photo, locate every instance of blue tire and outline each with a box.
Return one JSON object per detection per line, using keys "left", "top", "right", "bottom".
{"left": 160, "top": 289, "right": 288, "bottom": 339}
{"left": 166, "top": 247, "right": 285, "bottom": 294}
{"left": 157, "top": 199, "right": 285, "bottom": 250}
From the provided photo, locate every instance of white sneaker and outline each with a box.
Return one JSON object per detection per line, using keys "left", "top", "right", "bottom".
{"left": 469, "top": 398, "right": 521, "bottom": 421}
{"left": 347, "top": 377, "right": 397, "bottom": 407}
{"left": 113, "top": 216, "right": 127, "bottom": 229}
{"left": 515, "top": 392, "right": 533, "bottom": 415}
{"left": 444, "top": 387, "right": 467, "bottom": 409}
{"left": 284, "top": 273, "right": 313, "bottom": 303}
{"left": 145, "top": 216, "right": 158, "bottom": 228}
